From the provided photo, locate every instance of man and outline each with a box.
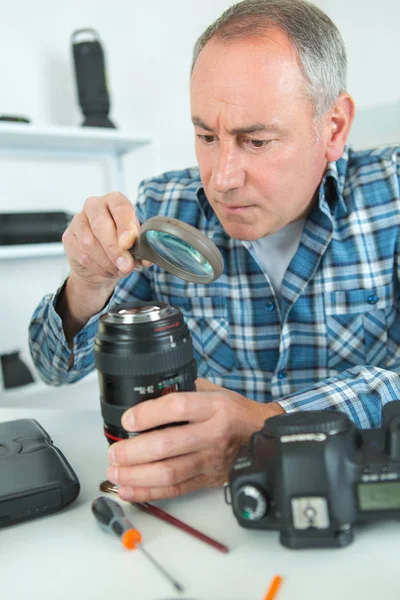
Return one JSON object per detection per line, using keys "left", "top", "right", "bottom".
{"left": 29, "top": 0, "right": 400, "bottom": 502}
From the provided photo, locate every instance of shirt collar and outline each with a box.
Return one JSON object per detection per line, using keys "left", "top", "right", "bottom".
{"left": 319, "top": 146, "right": 349, "bottom": 218}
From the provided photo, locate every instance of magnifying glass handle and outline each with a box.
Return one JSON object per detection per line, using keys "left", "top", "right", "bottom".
{"left": 129, "top": 238, "right": 139, "bottom": 257}
{"left": 128, "top": 235, "right": 155, "bottom": 264}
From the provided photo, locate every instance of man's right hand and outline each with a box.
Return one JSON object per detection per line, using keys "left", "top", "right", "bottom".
{"left": 58, "top": 192, "right": 152, "bottom": 346}
{"left": 62, "top": 192, "right": 151, "bottom": 286}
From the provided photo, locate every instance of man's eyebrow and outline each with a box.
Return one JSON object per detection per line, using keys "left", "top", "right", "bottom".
{"left": 191, "top": 117, "right": 216, "bottom": 132}
{"left": 191, "top": 117, "right": 282, "bottom": 135}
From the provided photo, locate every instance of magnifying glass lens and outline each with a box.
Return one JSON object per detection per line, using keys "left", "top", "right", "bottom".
{"left": 144, "top": 230, "right": 214, "bottom": 278}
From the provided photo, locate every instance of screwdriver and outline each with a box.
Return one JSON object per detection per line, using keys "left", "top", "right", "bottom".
{"left": 91, "top": 496, "right": 184, "bottom": 593}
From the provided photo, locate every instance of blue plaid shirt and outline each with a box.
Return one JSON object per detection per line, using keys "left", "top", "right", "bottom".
{"left": 29, "top": 145, "right": 400, "bottom": 429}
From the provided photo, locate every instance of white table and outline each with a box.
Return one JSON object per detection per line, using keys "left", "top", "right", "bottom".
{"left": 1, "top": 386, "right": 400, "bottom": 600}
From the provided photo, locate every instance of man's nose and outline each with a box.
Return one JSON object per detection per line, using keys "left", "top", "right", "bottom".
{"left": 212, "top": 143, "right": 245, "bottom": 193}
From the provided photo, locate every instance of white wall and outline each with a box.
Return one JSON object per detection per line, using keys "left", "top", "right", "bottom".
{"left": 318, "top": 0, "right": 400, "bottom": 148}
{"left": 1, "top": 0, "right": 398, "bottom": 174}
{"left": 0, "top": 0, "right": 398, "bottom": 394}
{"left": 0, "top": 0, "right": 235, "bottom": 392}
{"left": 0, "top": 0, "right": 236, "bottom": 197}
{"left": 2, "top": 1, "right": 398, "bottom": 186}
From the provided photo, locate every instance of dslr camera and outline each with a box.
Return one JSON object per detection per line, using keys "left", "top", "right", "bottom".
{"left": 226, "top": 400, "right": 400, "bottom": 549}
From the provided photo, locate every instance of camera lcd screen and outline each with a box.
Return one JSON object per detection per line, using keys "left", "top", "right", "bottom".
{"left": 357, "top": 481, "right": 400, "bottom": 511}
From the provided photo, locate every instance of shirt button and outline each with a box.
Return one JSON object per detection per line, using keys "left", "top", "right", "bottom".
{"left": 367, "top": 295, "right": 378, "bottom": 305}
{"left": 278, "top": 371, "right": 287, "bottom": 380}
{"left": 265, "top": 301, "right": 275, "bottom": 312}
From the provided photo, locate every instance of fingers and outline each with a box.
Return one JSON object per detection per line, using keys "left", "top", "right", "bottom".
{"left": 109, "top": 420, "right": 219, "bottom": 466}
{"left": 105, "top": 193, "right": 153, "bottom": 268}
{"left": 63, "top": 228, "right": 119, "bottom": 279}
{"left": 107, "top": 193, "right": 140, "bottom": 250}
{"left": 137, "top": 258, "right": 154, "bottom": 268}
{"left": 64, "top": 213, "right": 123, "bottom": 277}
{"left": 195, "top": 377, "right": 223, "bottom": 392}
{"left": 107, "top": 451, "right": 205, "bottom": 489}
{"left": 121, "top": 391, "right": 220, "bottom": 433}
{"left": 117, "top": 474, "right": 218, "bottom": 503}
{"left": 105, "top": 388, "right": 250, "bottom": 502}
{"left": 63, "top": 191, "right": 153, "bottom": 284}
{"left": 83, "top": 195, "right": 135, "bottom": 272}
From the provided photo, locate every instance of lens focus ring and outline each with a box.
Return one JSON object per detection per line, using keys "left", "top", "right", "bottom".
{"left": 94, "top": 339, "right": 194, "bottom": 376}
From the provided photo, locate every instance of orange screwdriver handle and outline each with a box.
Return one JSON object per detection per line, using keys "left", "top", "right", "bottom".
{"left": 92, "top": 495, "right": 184, "bottom": 593}
{"left": 92, "top": 496, "right": 142, "bottom": 549}
{"left": 122, "top": 528, "right": 142, "bottom": 550}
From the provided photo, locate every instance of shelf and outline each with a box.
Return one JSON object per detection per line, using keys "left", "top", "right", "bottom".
{"left": 0, "top": 243, "right": 66, "bottom": 260}
{"left": 0, "top": 370, "right": 98, "bottom": 401}
{"left": 0, "top": 123, "right": 152, "bottom": 159}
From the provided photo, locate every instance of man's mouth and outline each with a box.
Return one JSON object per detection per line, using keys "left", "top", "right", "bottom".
{"left": 216, "top": 201, "right": 255, "bottom": 215}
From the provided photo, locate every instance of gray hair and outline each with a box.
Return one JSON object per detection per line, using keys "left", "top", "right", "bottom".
{"left": 191, "top": 0, "right": 347, "bottom": 118}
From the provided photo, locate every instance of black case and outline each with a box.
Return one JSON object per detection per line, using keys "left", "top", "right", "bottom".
{"left": 0, "top": 212, "right": 73, "bottom": 245}
{"left": 0, "top": 419, "right": 80, "bottom": 527}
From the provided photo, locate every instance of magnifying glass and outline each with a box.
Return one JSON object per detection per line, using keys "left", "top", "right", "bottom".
{"left": 129, "top": 216, "right": 223, "bottom": 284}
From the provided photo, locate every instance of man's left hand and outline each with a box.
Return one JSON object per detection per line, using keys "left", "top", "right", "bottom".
{"left": 106, "top": 378, "right": 285, "bottom": 501}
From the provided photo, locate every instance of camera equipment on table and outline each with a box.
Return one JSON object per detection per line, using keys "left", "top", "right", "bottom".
{"left": 226, "top": 400, "right": 400, "bottom": 549}
{"left": 0, "top": 419, "right": 80, "bottom": 527}
{"left": 94, "top": 301, "right": 197, "bottom": 444}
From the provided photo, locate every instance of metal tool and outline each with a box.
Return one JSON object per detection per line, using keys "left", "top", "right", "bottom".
{"left": 91, "top": 496, "right": 184, "bottom": 593}
{"left": 100, "top": 480, "right": 229, "bottom": 553}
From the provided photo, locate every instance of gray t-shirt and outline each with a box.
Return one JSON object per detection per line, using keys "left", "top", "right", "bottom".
{"left": 248, "top": 219, "right": 305, "bottom": 299}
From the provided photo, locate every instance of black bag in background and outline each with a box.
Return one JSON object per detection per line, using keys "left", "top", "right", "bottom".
{"left": 0, "top": 212, "right": 73, "bottom": 245}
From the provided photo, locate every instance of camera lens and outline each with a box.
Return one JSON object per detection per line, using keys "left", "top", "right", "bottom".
{"left": 94, "top": 301, "right": 197, "bottom": 444}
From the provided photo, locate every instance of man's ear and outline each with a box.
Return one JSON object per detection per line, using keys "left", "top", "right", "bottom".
{"left": 325, "top": 93, "right": 355, "bottom": 162}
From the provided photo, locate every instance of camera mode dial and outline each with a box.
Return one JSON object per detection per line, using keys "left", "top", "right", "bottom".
{"left": 234, "top": 485, "right": 268, "bottom": 521}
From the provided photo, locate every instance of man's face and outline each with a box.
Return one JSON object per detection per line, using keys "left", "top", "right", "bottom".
{"left": 190, "top": 30, "right": 331, "bottom": 240}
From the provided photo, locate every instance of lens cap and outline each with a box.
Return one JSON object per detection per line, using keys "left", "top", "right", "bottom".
{"left": 129, "top": 216, "right": 223, "bottom": 284}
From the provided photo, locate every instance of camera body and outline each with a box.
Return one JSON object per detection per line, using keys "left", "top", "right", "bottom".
{"left": 227, "top": 401, "right": 400, "bottom": 549}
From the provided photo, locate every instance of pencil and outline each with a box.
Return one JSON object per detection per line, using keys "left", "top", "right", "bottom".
{"left": 263, "top": 575, "right": 283, "bottom": 600}
{"left": 99, "top": 480, "right": 229, "bottom": 554}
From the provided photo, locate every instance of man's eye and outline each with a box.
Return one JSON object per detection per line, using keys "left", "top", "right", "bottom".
{"left": 197, "top": 134, "right": 216, "bottom": 144}
{"left": 246, "top": 139, "right": 271, "bottom": 148}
